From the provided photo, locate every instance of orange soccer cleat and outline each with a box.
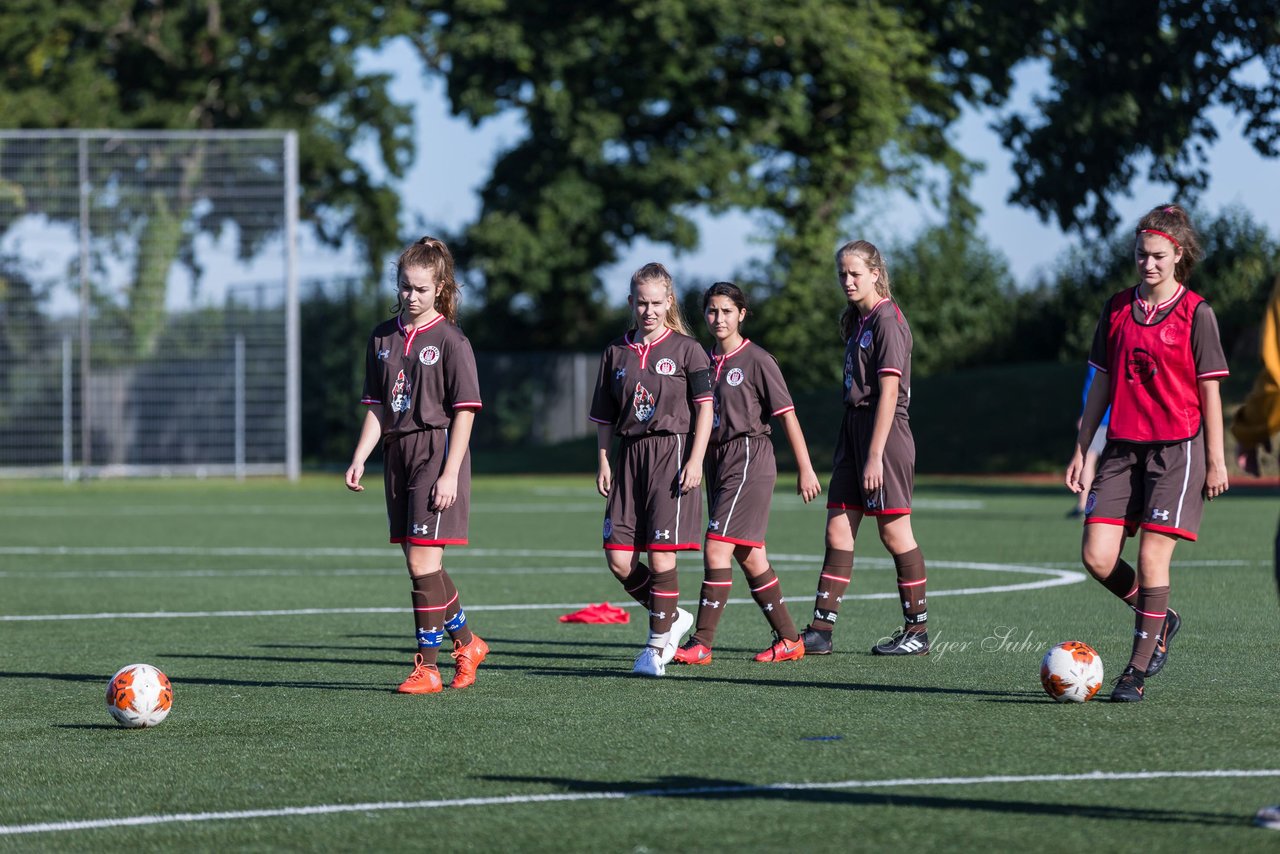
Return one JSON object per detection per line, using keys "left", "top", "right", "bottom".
{"left": 397, "top": 654, "right": 443, "bottom": 694}
{"left": 754, "top": 635, "right": 805, "bottom": 663}
{"left": 449, "top": 635, "right": 490, "bottom": 689}
{"left": 672, "top": 639, "right": 713, "bottom": 665}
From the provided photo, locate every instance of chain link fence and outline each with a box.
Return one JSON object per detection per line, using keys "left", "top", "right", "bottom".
{"left": 0, "top": 130, "right": 299, "bottom": 479}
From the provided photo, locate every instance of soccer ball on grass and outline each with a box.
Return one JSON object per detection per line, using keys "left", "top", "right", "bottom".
{"left": 106, "top": 663, "right": 173, "bottom": 728}
{"left": 1039, "top": 641, "right": 1103, "bottom": 703}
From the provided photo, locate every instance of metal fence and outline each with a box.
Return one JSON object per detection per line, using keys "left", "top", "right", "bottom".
{"left": 0, "top": 130, "right": 299, "bottom": 479}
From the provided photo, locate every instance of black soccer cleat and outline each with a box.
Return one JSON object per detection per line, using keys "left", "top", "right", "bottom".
{"left": 1110, "top": 665, "right": 1145, "bottom": 702}
{"left": 800, "top": 625, "right": 833, "bottom": 655}
{"left": 871, "top": 628, "right": 930, "bottom": 656}
{"left": 1144, "top": 608, "right": 1180, "bottom": 677}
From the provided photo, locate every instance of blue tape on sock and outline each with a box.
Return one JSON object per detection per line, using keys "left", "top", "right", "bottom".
{"left": 416, "top": 628, "right": 444, "bottom": 649}
{"left": 445, "top": 608, "right": 467, "bottom": 633}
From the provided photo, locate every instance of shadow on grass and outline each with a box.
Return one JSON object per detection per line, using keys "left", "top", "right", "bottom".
{"left": 0, "top": 670, "right": 390, "bottom": 694}
{"left": 475, "top": 772, "right": 1242, "bottom": 826}
{"left": 522, "top": 667, "right": 1040, "bottom": 699}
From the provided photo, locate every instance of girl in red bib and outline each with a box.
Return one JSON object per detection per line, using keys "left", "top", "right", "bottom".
{"left": 1067, "top": 203, "right": 1229, "bottom": 703}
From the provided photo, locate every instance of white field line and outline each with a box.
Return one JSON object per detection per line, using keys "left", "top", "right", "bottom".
{"left": 1, "top": 768, "right": 1276, "bottom": 837}
{"left": 0, "top": 560, "right": 1085, "bottom": 621}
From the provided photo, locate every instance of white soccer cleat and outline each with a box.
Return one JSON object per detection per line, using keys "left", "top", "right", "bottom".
{"left": 660, "top": 607, "right": 694, "bottom": 665}
{"left": 632, "top": 646, "right": 666, "bottom": 677}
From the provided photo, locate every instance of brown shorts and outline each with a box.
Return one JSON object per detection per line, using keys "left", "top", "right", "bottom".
{"left": 604, "top": 433, "right": 702, "bottom": 552}
{"left": 1085, "top": 434, "right": 1205, "bottom": 541}
{"left": 705, "top": 435, "right": 777, "bottom": 548}
{"left": 827, "top": 408, "right": 915, "bottom": 516}
{"left": 384, "top": 428, "right": 471, "bottom": 546}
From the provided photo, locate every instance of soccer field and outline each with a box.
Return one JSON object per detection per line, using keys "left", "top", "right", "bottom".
{"left": 1, "top": 474, "right": 1277, "bottom": 851}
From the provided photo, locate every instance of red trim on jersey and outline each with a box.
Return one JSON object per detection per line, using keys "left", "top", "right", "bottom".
{"left": 692, "top": 393, "right": 715, "bottom": 403}
{"left": 771, "top": 405, "right": 795, "bottom": 417}
{"left": 1196, "top": 370, "right": 1229, "bottom": 379}
{"left": 855, "top": 298, "right": 892, "bottom": 344}
{"left": 451, "top": 401, "right": 483, "bottom": 410}
{"left": 398, "top": 313, "right": 446, "bottom": 356}
{"left": 604, "top": 543, "right": 637, "bottom": 552}
{"left": 710, "top": 338, "right": 752, "bottom": 382}
{"left": 706, "top": 532, "right": 765, "bottom": 548}
{"left": 405, "top": 536, "right": 468, "bottom": 547}
{"left": 1140, "top": 522, "right": 1197, "bottom": 541}
{"left": 878, "top": 368, "right": 903, "bottom": 376}
{"left": 646, "top": 542, "right": 701, "bottom": 551}
{"left": 361, "top": 397, "right": 382, "bottom": 405}
{"left": 588, "top": 415, "right": 612, "bottom": 425}
{"left": 625, "top": 327, "right": 673, "bottom": 370}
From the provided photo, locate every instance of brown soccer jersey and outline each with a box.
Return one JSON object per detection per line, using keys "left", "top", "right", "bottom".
{"left": 708, "top": 339, "right": 794, "bottom": 444}
{"left": 361, "top": 315, "right": 484, "bottom": 436}
{"left": 844, "top": 298, "right": 912, "bottom": 414}
{"left": 589, "top": 328, "right": 714, "bottom": 436}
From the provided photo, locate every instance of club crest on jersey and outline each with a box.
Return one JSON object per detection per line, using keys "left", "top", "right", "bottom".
{"left": 633, "top": 382, "right": 656, "bottom": 421}
{"left": 1125, "top": 347, "right": 1158, "bottom": 385}
{"left": 391, "top": 369, "right": 412, "bottom": 413}
{"left": 1159, "top": 323, "right": 1181, "bottom": 346}
{"left": 419, "top": 345, "right": 440, "bottom": 366}
{"left": 654, "top": 357, "right": 677, "bottom": 376}
{"left": 859, "top": 330, "right": 873, "bottom": 349}
{"left": 603, "top": 517, "right": 613, "bottom": 539}
{"left": 726, "top": 367, "right": 744, "bottom": 387}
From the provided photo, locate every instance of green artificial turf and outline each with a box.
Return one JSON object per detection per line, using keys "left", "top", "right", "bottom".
{"left": 0, "top": 474, "right": 1277, "bottom": 851}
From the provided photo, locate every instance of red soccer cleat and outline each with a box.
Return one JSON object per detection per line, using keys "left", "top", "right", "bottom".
{"left": 397, "top": 653, "right": 443, "bottom": 694}
{"left": 754, "top": 635, "right": 805, "bottom": 662}
{"left": 672, "top": 639, "right": 713, "bottom": 665}
{"left": 449, "top": 635, "right": 489, "bottom": 689}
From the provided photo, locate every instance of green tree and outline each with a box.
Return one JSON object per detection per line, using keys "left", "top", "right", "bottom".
{"left": 0, "top": 1, "right": 426, "bottom": 352}
{"left": 998, "top": 1, "right": 1280, "bottom": 233}
{"left": 417, "top": 0, "right": 1047, "bottom": 384}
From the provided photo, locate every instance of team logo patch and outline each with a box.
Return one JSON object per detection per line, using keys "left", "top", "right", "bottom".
{"left": 419, "top": 345, "right": 440, "bottom": 366}
{"left": 654, "top": 358, "right": 677, "bottom": 376}
{"left": 707, "top": 519, "right": 720, "bottom": 532}
{"left": 1084, "top": 492, "right": 1097, "bottom": 514}
{"left": 615, "top": 367, "right": 626, "bottom": 380}
{"left": 603, "top": 517, "right": 613, "bottom": 539}
{"left": 859, "top": 330, "right": 873, "bottom": 349}
{"left": 391, "top": 369, "right": 412, "bottom": 413}
{"left": 726, "top": 367, "right": 745, "bottom": 387}
{"left": 376, "top": 348, "right": 390, "bottom": 361}
{"left": 1125, "top": 347, "right": 1158, "bottom": 385}
{"left": 1159, "top": 323, "right": 1181, "bottom": 346}
{"left": 633, "top": 382, "right": 656, "bottom": 421}
{"left": 1150, "top": 508, "right": 1170, "bottom": 521}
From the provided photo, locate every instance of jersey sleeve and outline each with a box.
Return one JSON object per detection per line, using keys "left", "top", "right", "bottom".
{"left": 685, "top": 340, "right": 714, "bottom": 403}
{"left": 360, "top": 333, "right": 382, "bottom": 405}
{"left": 443, "top": 331, "right": 484, "bottom": 411}
{"left": 588, "top": 349, "right": 619, "bottom": 426}
{"left": 757, "top": 351, "right": 795, "bottom": 417}
{"left": 1191, "top": 301, "right": 1229, "bottom": 380}
{"left": 874, "top": 313, "right": 908, "bottom": 376}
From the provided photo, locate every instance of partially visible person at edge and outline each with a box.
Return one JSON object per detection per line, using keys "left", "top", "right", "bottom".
{"left": 1228, "top": 273, "right": 1280, "bottom": 831}
{"left": 672, "top": 281, "right": 822, "bottom": 667}
{"left": 588, "top": 262, "right": 715, "bottom": 677}
{"left": 1066, "top": 203, "right": 1230, "bottom": 703}
{"left": 800, "top": 240, "right": 933, "bottom": 658}
{"left": 345, "top": 236, "right": 488, "bottom": 695}
{"left": 1069, "top": 365, "right": 1111, "bottom": 518}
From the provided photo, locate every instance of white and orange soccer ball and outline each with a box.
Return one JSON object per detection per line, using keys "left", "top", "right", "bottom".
{"left": 105, "top": 663, "right": 173, "bottom": 728}
{"left": 1039, "top": 641, "right": 1104, "bottom": 703}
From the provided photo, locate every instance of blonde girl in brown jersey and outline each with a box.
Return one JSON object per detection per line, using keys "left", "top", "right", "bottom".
{"left": 346, "top": 236, "right": 488, "bottom": 694}
{"left": 801, "top": 240, "right": 932, "bottom": 656}
{"left": 589, "top": 262, "right": 715, "bottom": 677}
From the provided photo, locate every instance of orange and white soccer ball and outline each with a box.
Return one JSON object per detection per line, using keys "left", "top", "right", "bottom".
{"left": 106, "top": 663, "right": 173, "bottom": 728}
{"left": 1039, "top": 641, "right": 1104, "bottom": 703}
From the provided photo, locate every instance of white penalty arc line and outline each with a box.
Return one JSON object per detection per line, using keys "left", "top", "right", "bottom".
{"left": 2, "top": 768, "right": 1276, "bottom": 837}
{"left": 0, "top": 562, "right": 1086, "bottom": 622}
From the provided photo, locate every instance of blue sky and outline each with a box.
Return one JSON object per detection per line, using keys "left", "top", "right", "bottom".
{"left": 352, "top": 41, "right": 1280, "bottom": 304}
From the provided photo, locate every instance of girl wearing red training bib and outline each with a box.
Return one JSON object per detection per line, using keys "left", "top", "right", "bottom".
{"left": 1066, "top": 203, "right": 1229, "bottom": 703}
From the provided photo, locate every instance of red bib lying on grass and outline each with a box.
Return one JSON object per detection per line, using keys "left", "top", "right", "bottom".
{"left": 559, "top": 603, "right": 630, "bottom": 624}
